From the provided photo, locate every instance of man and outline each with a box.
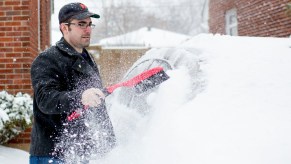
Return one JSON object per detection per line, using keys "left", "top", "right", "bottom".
{"left": 30, "top": 2, "right": 116, "bottom": 163}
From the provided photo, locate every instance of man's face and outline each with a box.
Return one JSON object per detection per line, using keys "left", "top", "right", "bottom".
{"left": 61, "top": 17, "right": 93, "bottom": 52}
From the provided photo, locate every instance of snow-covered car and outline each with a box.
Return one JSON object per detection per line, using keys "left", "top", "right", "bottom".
{"left": 106, "top": 48, "right": 203, "bottom": 114}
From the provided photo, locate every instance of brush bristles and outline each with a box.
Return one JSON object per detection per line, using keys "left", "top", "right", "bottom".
{"left": 134, "top": 70, "right": 169, "bottom": 93}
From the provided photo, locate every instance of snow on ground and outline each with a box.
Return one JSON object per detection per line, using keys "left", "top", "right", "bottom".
{"left": 0, "top": 145, "right": 29, "bottom": 163}
{"left": 1, "top": 34, "right": 291, "bottom": 164}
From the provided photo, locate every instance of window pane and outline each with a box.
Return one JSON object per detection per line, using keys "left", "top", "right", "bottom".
{"left": 225, "top": 9, "right": 238, "bottom": 36}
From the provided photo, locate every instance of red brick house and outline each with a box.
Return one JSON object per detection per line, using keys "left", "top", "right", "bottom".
{"left": 0, "top": 0, "right": 52, "bottom": 95}
{"left": 209, "top": 0, "right": 291, "bottom": 37}
{"left": 0, "top": 0, "right": 52, "bottom": 151}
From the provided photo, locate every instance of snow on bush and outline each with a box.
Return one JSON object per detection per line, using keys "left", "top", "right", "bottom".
{"left": 0, "top": 90, "right": 33, "bottom": 144}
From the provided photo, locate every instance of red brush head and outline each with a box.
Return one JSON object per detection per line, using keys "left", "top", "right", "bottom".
{"left": 106, "top": 67, "right": 168, "bottom": 93}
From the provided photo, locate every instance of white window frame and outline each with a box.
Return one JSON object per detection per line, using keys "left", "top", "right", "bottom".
{"left": 225, "top": 8, "right": 238, "bottom": 36}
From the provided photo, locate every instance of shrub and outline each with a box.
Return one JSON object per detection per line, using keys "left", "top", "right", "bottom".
{"left": 0, "top": 91, "right": 33, "bottom": 144}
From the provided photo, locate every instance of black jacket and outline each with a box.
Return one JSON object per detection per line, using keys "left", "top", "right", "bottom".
{"left": 30, "top": 38, "right": 115, "bottom": 158}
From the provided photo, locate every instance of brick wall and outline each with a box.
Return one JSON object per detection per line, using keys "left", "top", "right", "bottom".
{"left": 1, "top": 0, "right": 51, "bottom": 151}
{"left": 209, "top": 0, "right": 291, "bottom": 37}
{"left": 0, "top": 0, "right": 51, "bottom": 95}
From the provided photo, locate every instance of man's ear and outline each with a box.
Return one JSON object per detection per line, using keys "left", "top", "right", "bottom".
{"left": 60, "top": 23, "right": 68, "bottom": 34}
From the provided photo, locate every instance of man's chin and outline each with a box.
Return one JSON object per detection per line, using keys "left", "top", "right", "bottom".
{"left": 82, "top": 38, "right": 91, "bottom": 46}
{"left": 82, "top": 42, "right": 90, "bottom": 47}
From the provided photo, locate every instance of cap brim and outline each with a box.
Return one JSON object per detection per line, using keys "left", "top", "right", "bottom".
{"left": 72, "top": 11, "right": 100, "bottom": 20}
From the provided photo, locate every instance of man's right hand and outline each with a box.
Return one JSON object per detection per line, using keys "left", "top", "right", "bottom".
{"left": 81, "top": 88, "right": 105, "bottom": 107}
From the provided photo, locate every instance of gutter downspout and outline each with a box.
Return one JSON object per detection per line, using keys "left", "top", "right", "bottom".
{"left": 201, "top": 0, "right": 209, "bottom": 32}
{"left": 38, "top": 0, "right": 41, "bottom": 52}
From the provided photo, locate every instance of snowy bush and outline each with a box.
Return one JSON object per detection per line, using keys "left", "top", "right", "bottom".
{"left": 0, "top": 90, "right": 33, "bottom": 144}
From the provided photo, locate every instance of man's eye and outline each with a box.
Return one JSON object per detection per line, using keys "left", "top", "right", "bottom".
{"left": 78, "top": 23, "right": 86, "bottom": 27}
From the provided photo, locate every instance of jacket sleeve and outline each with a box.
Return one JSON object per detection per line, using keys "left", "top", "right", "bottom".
{"left": 31, "top": 53, "right": 82, "bottom": 115}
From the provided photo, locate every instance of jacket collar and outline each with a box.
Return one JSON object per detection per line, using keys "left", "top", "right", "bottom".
{"left": 56, "top": 37, "right": 89, "bottom": 57}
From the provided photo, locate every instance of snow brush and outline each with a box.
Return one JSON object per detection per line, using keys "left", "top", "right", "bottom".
{"left": 67, "top": 66, "right": 169, "bottom": 121}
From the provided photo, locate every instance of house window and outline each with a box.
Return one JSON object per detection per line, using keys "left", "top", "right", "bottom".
{"left": 225, "top": 9, "right": 238, "bottom": 36}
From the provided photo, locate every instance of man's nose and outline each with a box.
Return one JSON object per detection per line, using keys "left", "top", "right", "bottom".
{"left": 84, "top": 26, "right": 92, "bottom": 33}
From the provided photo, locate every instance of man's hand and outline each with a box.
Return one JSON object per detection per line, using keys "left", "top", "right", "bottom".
{"left": 81, "top": 88, "right": 105, "bottom": 107}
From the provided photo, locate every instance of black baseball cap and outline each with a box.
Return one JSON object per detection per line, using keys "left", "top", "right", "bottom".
{"left": 58, "top": 2, "right": 100, "bottom": 24}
